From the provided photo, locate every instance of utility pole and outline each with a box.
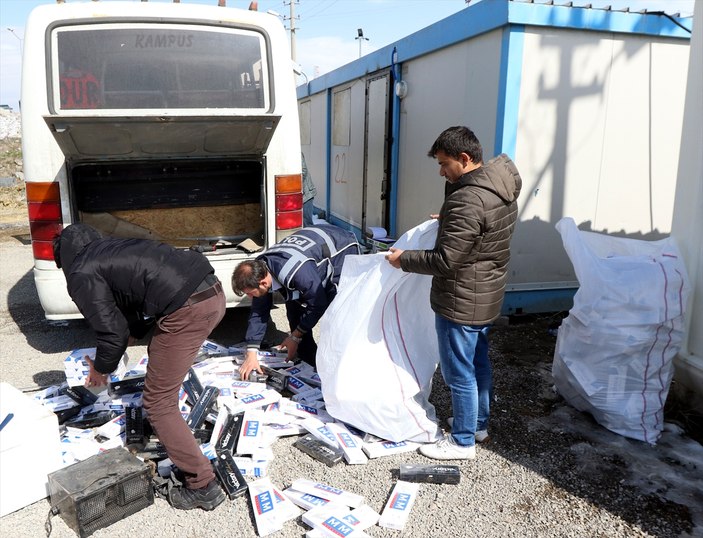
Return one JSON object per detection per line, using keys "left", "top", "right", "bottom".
{"left": 6, "top": 27, "right": 23, "bottom": 56}
{"left": 284, "top": 1, "right": 299, "bottom": 62}
{"left": 356, "top": 28, "right": 369, "bottom": 58}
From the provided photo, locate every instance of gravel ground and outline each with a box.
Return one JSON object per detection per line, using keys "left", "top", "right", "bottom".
{"left": 1, "top": 222, "right": 702, "bottom": 538}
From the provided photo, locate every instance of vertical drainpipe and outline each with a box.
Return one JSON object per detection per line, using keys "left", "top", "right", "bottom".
{"left": 325, "top": 87, "right": 332, "bottom": 220}
{"left": 388, "top": 47, "right": 401, "bottom": 239}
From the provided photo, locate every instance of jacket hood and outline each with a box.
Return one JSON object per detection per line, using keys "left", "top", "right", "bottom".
{"left": 54, "top": 223, "right": 102, "bottom": 274}
{"left": 452, "top": 153, "right": 522, "bottom": 204}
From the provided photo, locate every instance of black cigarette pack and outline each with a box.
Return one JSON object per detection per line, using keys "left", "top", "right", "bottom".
{"left": 135, "top": 441, "right": 168, "bottom": 461}
{"left": 182, "top": 368, "right": 204, "bottom": 405}
{"left": 108, "top": 375, "right": 146, "bottom": 398}
{"left": 124, "top": 406, "right": 145, "bottom": 448}
{"left": 185, "top": 386, "right": 219, "bottom": 431}
{"left": 64, "top": 410, "right": 118, "bottom": 429}
{"left": 214, "top": 411, "right": 244, "bottom": 455}
{"left": 212, "top": 451, "right": 248, "bottom": 499}
{"left": 260, "top": 365, "right": 290, "bottom": 393}
{"left": 65, "top": 386, "right": 99, "bottom": 406}
{"left": 293, "top": 434, "right": 344, "bottom": 467}
{"left": 398, "top": 464, "right": 461, "bottom": 485}
{"left": 56, "top": 405, "right": 82, "bottom": 425}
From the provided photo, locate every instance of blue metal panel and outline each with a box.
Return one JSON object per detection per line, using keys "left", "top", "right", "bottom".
{"left": 507, "top": 1, "right": 692, "bottom": 37}
{"left": 502, "top": 287, "right": 576, "bottom": 315}
{"left": 327, "top": 213, "right": 363, "bottom": 242}
{"left": 494, "top": 24, "right": 524, "bottom": 158}
{"left": 389, "top": 48, "right": 401, "bottom": 239}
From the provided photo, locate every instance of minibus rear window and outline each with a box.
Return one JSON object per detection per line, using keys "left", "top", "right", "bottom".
{"left": 52, "top": 24, "right": 269, "bottom": 111}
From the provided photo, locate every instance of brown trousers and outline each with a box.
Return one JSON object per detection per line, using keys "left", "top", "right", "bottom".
{"left": 142, "top": 282, "right": 225, "bottom": 490}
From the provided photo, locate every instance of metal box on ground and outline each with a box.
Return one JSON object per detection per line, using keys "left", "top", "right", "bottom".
{"left": 0, "top": 382, "right": 63, "bottom": 517}
{"left": 48, "top": 448, "right": 153, "bottom": 537}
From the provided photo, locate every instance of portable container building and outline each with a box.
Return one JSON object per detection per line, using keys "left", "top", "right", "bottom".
{"left": 297, "top": 0, "right": 692, "bottom": 314}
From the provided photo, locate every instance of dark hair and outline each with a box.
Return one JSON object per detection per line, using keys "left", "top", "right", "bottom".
{"left": 427, "top": 126, "right": 483, "bottom": 164}
{"left": 232, "top": 259, "right": 269, "bottom": 296}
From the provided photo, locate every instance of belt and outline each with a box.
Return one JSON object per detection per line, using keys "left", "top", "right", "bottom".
{"left": 186, "top": 276, "right": 221, "bottom": 306}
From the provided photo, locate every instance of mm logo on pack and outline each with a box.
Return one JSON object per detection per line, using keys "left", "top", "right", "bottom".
{"left": 382, "top": 441, "right": 407, "bottom": 449}
{"left": 319, "top": 427, "right": 337, "bottom": 444}
{"left": 390, "top": 492, "right": 412, "bottom": 511}
{"left": 255, "top": 491, "right": 274, "bottom": 515}
{"left": 288, "top": 377, "right": 305, "bottom": 390}
{"left": 314, "top": 484, "right": 343, "bottom": 497}
{"left": 302, "top": 493, "right": 328, "bottom": 506}
{"left": 322, "top": 517, "right": 354, "bottom": 537}
{"left": 242, "top": 393, "right": 265, "bottom": 405}
{"left": 297, "top": 403, "right": 318, "bottom": 415}
{"left": 244, "top": 420, "right": 260, "bottom": 437}
{"left": 337, "top": 432, "right": 357, "bottom": 448}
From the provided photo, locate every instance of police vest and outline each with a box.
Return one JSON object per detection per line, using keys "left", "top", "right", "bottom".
{"left": 262, "top": 226, "right": 359, "bottom": 295}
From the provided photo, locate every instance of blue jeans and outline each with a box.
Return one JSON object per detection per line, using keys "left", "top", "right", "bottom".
{"left": 303, "top": 198, "right": 315, "bottom": 227}
{"left": 435, "top": 314, "right": 492, "bottom": 447}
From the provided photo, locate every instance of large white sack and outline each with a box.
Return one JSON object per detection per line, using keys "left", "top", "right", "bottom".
{"left": 317, "top": 220, "right": 442, "bottom": 443}
{"left": 553, "top": 217, "right": 690, "bottom": 444}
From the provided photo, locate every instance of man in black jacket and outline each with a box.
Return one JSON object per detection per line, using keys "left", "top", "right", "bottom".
{"left": 53, "top": 223, "right": 226, "bottom": 510}
{"left": 232, "top": 225, "right": 360, "bottom": 380}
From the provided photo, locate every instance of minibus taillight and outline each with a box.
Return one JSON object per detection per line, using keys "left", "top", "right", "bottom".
{"left": 26, "top": 182, "right": 63, "bottom": 262}
{"left": 274, "top": 174, "right": 303, "bottom": 231}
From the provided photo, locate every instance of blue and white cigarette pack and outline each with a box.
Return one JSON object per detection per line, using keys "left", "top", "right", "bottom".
{"left": 282, "top": 487, "right": 331, "bottom": 510}
{"left": 239, "top": 389, "right": 282, "bottom": 410}
{"left": 237, "top": 410, "right": 266, "bottom": 455}
{"left": 279, "top": 399, "right": 333, "bottom": 422}
{"left": 95, "top": 413, "right": 126, "bottom": 439}
{"left": 291, "top": 387, "right": 324, "bottom": 403}
{"left": 233, "top": 456, "right": 268, "bottom": 478}
{"left": 286, "top": 375, "right": 314, "bottom": 395}
{"left": 248, "top": 478, "right": 284, "bottom": 536}
{"left": 362, "top": 439, "right": 421, "bottom": 459}
{"left": 378, "top": 480, "right": 420, "bottom": 531}
{"left": 301, "top": 416, "right": 338, "bottom": 448}
{"left": 63, "top": 348, "right": 129, "bottom": 387}
{"left": 302, "top": 504, "right": 372, "bottom": 538}
{"left": 327, "top": 422, "right": 368, "bottom": 465}
{"left": 290, "top": 479, "right": 364, "bottom": 508}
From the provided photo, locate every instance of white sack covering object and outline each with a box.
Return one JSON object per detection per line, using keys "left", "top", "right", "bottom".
{"left": 553, "top": 217, "right": 691, "bottom": 444}
{"left": 317, "top": 220, "right": 442, "bottom": 443}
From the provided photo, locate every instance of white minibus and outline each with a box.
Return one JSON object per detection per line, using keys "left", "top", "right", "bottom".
{"left": 21, "top": 0, "right": 303, "bottom": 319}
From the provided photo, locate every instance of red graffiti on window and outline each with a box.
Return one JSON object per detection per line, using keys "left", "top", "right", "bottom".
{"left": 60, "top": 69, "right": 100, "bottom": 109}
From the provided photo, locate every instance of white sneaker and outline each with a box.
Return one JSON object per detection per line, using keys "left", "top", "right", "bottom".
{"left": 446, "top": 417, "right": 489, "bottom": 443}
{"left": 419, "top": 434, "right": 476, "bottom": 461}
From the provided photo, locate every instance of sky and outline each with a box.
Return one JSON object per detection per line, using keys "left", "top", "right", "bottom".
{"left": 0, "top": 0, "right": 696, "bottom": 111}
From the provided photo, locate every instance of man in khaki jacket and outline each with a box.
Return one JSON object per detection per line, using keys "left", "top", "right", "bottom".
{"left": 387, "top": 126, "right": 522, "bottom": 460}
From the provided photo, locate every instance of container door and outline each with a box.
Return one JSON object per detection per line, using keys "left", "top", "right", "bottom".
{"left": 362, "top": 73, "right": 391, "bottom": 236}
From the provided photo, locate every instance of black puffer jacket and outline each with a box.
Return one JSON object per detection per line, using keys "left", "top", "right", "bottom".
{"left": 55, "top": 224, "right": 213, "bottom": 373}
{"left": 400, "top": 154, "right": 522, "bottom": 325}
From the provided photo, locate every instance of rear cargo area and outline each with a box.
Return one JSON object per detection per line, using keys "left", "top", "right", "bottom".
{"left": 70, "top": 158, "right": 265, "bottom": 249}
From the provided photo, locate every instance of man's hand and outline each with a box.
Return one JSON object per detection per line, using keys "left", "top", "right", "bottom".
{"left": 277, "top": 335, "right": 300, "bottom": 362}
{"left": 386, "top": 247, "right": 404, "bottom": 269}
{"left": 239, "top": 350, "right": 262, "bottom": 381}
{"left": 84, "top": 356, "right": 108, "bottom": 388}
